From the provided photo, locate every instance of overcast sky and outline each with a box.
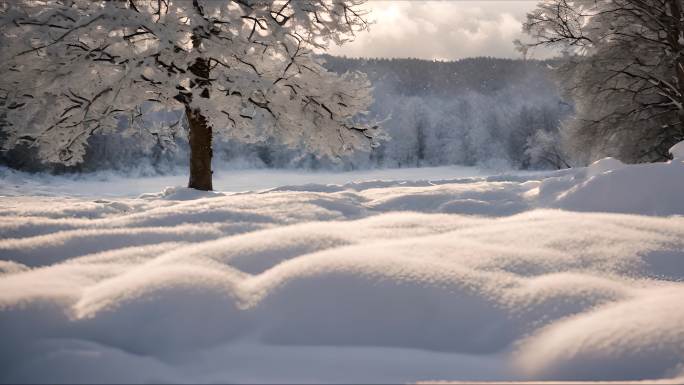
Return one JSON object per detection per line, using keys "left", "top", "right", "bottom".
{"left": 328, "top": 1, "right": 551, "bottom": 61}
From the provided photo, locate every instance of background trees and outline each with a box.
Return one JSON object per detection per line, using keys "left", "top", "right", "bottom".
{"left": 0, "top": 0, "right": 573, "bottom": 177}
{"left": 325, "top": 56, "right": 570, "bottom": 170}
{"left": 0, "top": 0, "right": 379, "bottom": 190}
{"left": 1, "top": 55, "right": 571, "bottom": 172}
{"left": 519, "top": 0, "right": 684, "bottom": 163}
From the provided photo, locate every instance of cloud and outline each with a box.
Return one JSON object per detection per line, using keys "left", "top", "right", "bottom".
{"left": 327, "top": 1, "right": 554, "bottom": 60}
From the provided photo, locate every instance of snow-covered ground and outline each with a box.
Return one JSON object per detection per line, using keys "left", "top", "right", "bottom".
{"left": 0, "top": 165, "right": 491, "bottom": 198}
{"left": 1, "top": 145, "right": 684, "bottom": 384}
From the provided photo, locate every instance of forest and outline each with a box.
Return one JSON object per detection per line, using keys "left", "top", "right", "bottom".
{"left": 1, "top": 56, "right": 571, "bottom": 173}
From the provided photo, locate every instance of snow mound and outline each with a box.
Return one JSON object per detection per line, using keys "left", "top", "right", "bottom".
{"left": 670, "top": 140, "right": 684, "bottom": 159}
{"left": 515, "top": 287, "right": 684, "bottom": 381}
{"left": 586, "top": 157, "right": 626, "bottom": 177}
{"left": 1, "top": 161, "right": 684, "bottom": 383}
{"left": 539, "top": 156, "right": 684, "bottom": 216}
{"left": 139, "top": 186, "right": 226, "bottom": 200}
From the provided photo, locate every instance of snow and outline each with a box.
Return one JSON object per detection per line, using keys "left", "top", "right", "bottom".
{"left": 539, "top": 157, "right": 684, "bottom": 215}
{"left": 585, "top": 157, "right": 626, "bottom": 177}
{"left": 1, "top": 150, "right": 684, "bottom": 383}
{"left": 671, "top": 140, "right": 684, "bottom": 159}
{"left": 0, "top": 165, "right": 489, "bottom": 198}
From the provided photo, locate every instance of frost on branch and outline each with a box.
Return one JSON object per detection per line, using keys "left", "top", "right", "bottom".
{"left": 0, "top": 0, "right": 380, "bottom": 166}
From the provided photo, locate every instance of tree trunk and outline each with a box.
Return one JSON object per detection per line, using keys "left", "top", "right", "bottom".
{"left": 186, "top": 106, "right": 213, "bottom": 191}
{"left": 666, "top": 0, "right": 684, "bottom": 138}
{"left": 184, "top": 55, "right": 213, "bottom": 191}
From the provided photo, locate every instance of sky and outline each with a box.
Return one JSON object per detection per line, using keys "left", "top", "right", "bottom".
{"left": 328, "top": 1, "right": 551, "bottom": 61}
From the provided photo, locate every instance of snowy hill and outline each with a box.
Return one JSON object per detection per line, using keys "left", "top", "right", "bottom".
{"left": 0, "top": 145, "right": 683, "bottom": 383}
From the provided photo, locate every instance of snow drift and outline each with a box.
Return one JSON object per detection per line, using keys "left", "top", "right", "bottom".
{"left": 0, "top": 143, "right": 683, "bottom": 383}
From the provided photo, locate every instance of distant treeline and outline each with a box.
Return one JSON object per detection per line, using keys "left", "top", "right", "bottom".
{"left": 321, "top": 55, "right": 572, "bottom": 169}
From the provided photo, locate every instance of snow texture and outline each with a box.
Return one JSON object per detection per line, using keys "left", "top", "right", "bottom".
{"left": 1, "top": 149, "right": 683, "bottom": 383}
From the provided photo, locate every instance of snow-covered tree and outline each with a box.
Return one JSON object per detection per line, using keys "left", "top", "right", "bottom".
{"left": 0, "top": 0, "right": 379, "bottom": 190}
{"left": 519, "top": 0, "right": 684, "bottom": 163}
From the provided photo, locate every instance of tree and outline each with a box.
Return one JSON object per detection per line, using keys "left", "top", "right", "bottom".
{"left": 0, "top": 0, "right": 380, "bottom": 190}
{"left": 525, "top": 128, "right": 571, "bottom": 169}
{"left": 518, "top": 0, "right": 684, "bottom": 163}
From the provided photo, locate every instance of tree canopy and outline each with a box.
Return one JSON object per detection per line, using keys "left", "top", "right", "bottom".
{"left": 519, "top": 0, "right": 684, "bottom": 163}
{"left": 0, "top": 0, "right": 380, "bottom": 179}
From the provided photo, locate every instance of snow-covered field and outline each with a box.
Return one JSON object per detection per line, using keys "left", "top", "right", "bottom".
{"left": 0, "top": 165, "right": 490, "bottom": 198}
{"left": 1, "top": 146, "right": 684, "bottom": 384}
